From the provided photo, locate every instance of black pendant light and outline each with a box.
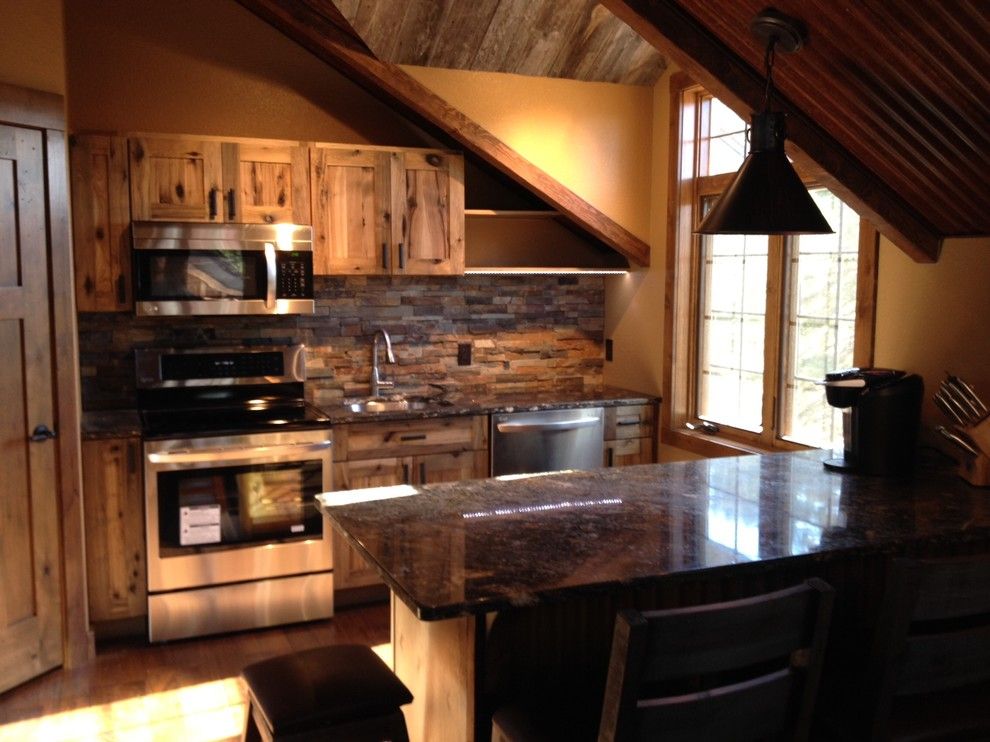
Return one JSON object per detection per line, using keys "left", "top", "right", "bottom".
{"left": 697, "top": 8, "right": 833, "bottom": 236}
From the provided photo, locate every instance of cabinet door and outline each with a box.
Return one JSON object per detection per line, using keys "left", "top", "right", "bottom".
{"left": 605, "top": 437, "right": 654, "bottom": 467}
{"left": 415, "top": 450, "right": 489, "bottom": 484}
{"left": 392, "top": 150, "right": 464, "bottom": 275}
{"left": 70, "top": 135, "right": 131, "bottom": 311}
{"left": 222, "top": 142, "right": 310, "bottom": 224}
{"left": 310, "top": 146, "right": 390, "bottom": 275}
{"left": 81, "top": 438, "right": 146, "bottom": 622}
{"left": 129, "top": 137, "right": 223, "bottom": 222}
{"left": 331, "top": 458, "right": 410, "bottom": 591}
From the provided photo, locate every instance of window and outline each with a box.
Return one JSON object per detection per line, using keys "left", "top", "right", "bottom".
{"left": 665, "top": 76, "right": 878, "bottom": 454}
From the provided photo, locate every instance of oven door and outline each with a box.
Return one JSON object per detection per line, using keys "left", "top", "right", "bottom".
{"left": 144, "top": 429, "right": 333, "bottom": 592}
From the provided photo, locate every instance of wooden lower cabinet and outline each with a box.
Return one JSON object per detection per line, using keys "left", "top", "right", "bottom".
{"left": 331, "top": 417, "right": 488, "bottom": 596}
{"left": 81, "top": 438, "right": 146, "bottom": 627}
{"left": 604, "top": 403, "right": 657, "bottom": 467}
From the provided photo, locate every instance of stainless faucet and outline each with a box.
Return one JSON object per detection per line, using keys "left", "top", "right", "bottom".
{"left": 370, "top": 329, "right": 396, "bottom": 397}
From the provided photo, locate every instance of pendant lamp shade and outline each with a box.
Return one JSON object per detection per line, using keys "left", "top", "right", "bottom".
{"left": 696, "top": 112, "right": 833, "bottom": 235}
{"left": 696, "top": 8, "right": 833, "bottom": 236}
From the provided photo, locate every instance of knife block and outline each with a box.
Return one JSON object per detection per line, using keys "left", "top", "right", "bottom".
{"left": 959, "top": 417, "right": 990, "bottom": 486}
{"left": 959, "top": 454, "right": 990, "bottom": 487}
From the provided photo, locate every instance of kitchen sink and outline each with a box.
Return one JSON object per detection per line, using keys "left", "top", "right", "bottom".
{"left": 345, "top": 397, "right": 432, "bottom": 413}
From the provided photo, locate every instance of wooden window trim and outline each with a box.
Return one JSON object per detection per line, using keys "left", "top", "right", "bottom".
{"left": 663, "top": 73, "right": 879, "bottom": 456}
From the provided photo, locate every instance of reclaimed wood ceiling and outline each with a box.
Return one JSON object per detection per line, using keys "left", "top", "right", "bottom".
{"left": 607, "top": 0, "right": 990, "bottom": 260}
{"left": 332, "top": 0, "right": 667, "bottom": 85}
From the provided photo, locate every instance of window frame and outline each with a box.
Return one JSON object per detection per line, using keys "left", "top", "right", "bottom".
{"left": 663, "top": 74, "right": 879, "bottom": 456}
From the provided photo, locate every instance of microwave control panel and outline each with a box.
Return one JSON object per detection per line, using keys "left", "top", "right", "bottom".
{"left": 276, "top": 252, "right": 314, "bottom": 299}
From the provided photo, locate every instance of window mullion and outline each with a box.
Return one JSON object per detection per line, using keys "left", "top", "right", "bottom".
{"left": 761, "top": 235, "right": 787, "bottom": 445}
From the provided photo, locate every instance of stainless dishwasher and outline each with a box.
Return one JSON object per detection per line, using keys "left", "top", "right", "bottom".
{"left": 491, "top": 407, "right": 604, "bottom": 476}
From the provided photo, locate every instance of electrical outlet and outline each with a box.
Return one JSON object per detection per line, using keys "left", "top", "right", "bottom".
{"left": 457, "top": 342, "right": 472, "bottom": 366}
{"left": 605, "top": 338, "right": 613, "bottom": 362}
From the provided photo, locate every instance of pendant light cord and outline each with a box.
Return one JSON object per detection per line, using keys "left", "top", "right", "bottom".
{"left": 761, "top": 38, "right": 777, "bottom": 113}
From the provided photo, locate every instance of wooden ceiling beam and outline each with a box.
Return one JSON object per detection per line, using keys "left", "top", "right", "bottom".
{"left": 236, "top": 0, "right": 651, "bottom": 266}
{"left": 604, "top": 0, "right": 943, "bottom": 262}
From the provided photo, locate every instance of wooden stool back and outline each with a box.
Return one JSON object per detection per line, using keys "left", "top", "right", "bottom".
{"left": 597, "top": 578, "right": 834, "bottom": 742}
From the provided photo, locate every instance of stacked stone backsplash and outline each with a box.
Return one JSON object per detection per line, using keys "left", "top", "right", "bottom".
{"left": 77, "top": 275, "right": 605, "bottom": 410}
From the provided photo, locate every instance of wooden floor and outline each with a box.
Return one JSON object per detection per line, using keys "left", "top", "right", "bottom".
{"left": 0, "top": 602, "right": 390, "bottom": 741}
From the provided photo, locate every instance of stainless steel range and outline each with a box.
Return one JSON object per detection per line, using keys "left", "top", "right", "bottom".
{"left": 137, "top": 345, "right": 333, "bottom": 642}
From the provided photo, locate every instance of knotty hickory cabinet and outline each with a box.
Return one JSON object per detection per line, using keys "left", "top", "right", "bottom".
{"left": 70, "top": 133, "right": 466, "bottom": 310}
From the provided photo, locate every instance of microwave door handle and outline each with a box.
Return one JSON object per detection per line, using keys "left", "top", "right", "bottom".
{"left": 265, "top": 243, "right": 277, "bottom": 309}
{"left": 147, "top": 439, "right": 332, "bottom": 464}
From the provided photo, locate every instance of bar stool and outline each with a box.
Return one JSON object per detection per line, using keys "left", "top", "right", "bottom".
{"left": 492, "top": 578, "right": 834, "bottom": 742}
{"left": 241, "top": 644, "right": 413, "bottom": 741}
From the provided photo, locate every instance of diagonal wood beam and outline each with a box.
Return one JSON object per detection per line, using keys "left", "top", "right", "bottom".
{"left": 603, "top": 0, "right": 941, "bottom": 263}
{"left": 237, "top": 0, "right": 651, "bottom": 266}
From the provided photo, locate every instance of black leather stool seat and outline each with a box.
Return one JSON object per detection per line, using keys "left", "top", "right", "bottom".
{"left": 241, "top": 644, "right": 413, "bottom": 741}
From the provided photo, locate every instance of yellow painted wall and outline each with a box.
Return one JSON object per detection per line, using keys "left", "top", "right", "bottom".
{"left": 403, "top": 65, "right": 653, "bottom": 242}
{"left": 0, "top": 0, "right": 65, "bottom": 94}
{"left": 875, "top": 236, "right": 990, "bottom": 431}
{"left": 64, "top": 0, "right": 428, "bottom": 145}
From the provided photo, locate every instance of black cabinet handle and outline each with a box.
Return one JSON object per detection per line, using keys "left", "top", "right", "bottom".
{"left": 398, "top": 242, "right": 406, "bottom": 270}
{"left": 208, "top": 188, "right": 218, "bottom": 219}
{"left": 30, "top": 424, "right": 57, "bottom": 443}
{"left": 382, "top": 243, "right": 389, "bottom": 270}
{"left": 616, "top": 419, "right": 640, "bottom": 426}
{"left": 402, "top": 464, "right": 410, "bottom": 484}
{"left": 400, "top": 433, "right": 427, "bottom": 441}
{"left": 419, "top": 462, "right": 427, "bottom": 482}
{"left": 227, "top": 189, "right": 236, "bottom": 219}
{"left": 607, "top": 447, "right": 614, "bottom": 467}
{"left": 116, "top": 274, "right": 127, "bottom": 305}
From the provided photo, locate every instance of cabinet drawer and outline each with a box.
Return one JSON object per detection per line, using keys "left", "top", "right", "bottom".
{"left": 605, "top": 437, "right": 654, "bottom": 467}
{"left": 604, "top": 404, "right": 655, "bottom": 440}
{"left": 343, "top": 416, "right": 487, "bottom": 460}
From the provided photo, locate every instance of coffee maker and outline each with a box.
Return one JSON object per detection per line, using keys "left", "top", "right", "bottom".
{"left": 822, "top": 368, "right": 924, "bottom": 476}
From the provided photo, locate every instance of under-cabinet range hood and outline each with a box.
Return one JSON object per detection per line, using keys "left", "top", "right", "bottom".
{"left": 464, "top": 210, "right": 629, "bottom": 274}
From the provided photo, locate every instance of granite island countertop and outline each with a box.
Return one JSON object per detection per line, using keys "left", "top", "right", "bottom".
{"left": 318, "top": 449, "right": 990, "bottom": 620}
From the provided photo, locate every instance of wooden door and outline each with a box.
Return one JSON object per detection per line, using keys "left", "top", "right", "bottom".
{"left": 82, "top": 438, "right": 146, "bottom": 623}
{"left": 128, "top": 137, "right": 222, "bottom": 221}
{"left": 310, "top": 146, "right": 390, "bottom": 275}
{"left": 0, "top": 123, "right": 63, "bottom": 693}
{"left": 222, "top": 142, "right": 310, "bottom": 224}
{"left": 70, "top": 135, "right": 131, "bottom": 311}
{"left": 392, "top": 150, "right": 464, "bottom": 276}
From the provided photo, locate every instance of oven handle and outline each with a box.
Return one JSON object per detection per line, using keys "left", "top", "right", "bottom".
{"left": 265, "top": 242, "right": 277, "bottom": 309}
{"left": 147, "top": 439, "right": 332, "bottom": 464}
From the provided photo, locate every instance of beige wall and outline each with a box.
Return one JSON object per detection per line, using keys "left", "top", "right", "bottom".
{"left": 403, "top": 65, "right": 653, "bottom": 241}
{"left": 64, "top": 0, "right": 428, "bottom": 145}
{"left": 0, "top": 0, "right": 65, "bottom": 94}
{"left": 875, "top": 236, "right": 990, "bottom": 430}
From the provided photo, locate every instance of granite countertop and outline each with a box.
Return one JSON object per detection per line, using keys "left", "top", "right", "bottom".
{"left": 315, "top": 385, "right": 657, "bottom": 425}
{"left": 318, "top": 449, "right": 990, "bottom": 620}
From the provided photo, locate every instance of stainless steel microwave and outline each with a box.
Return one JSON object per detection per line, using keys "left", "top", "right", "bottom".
{"left": 132, "top": 222, "right": 315, "bottom": 316}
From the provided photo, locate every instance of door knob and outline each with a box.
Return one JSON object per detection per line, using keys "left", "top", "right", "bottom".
{"left": 30, "top": 424, "right": 57, "bottom": 443}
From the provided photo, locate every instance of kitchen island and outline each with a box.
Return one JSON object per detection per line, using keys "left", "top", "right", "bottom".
{"left": 317, "top": 449, "right": 990, "bottom": 741}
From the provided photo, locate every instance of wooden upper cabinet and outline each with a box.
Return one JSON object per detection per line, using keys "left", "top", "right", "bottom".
{"left": 222, "top": 141, "right": 310, "bottom": 225}
{"left": 311, "top": 146, "right": 390, "bottom": 275}
{"left": 129, "top": 137, "right": 310, "bottom": 224}
{"left": 310, "top": 145, "right": 465, "bottom": 276}
{"left": 129, "top": 137, "right": 223, "bottom": 222}
{"left": 70, "top": 135, "right": 131, "bottom": 311}
{"left": 392, "top": 149, "right": 464, "bottom": 276}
